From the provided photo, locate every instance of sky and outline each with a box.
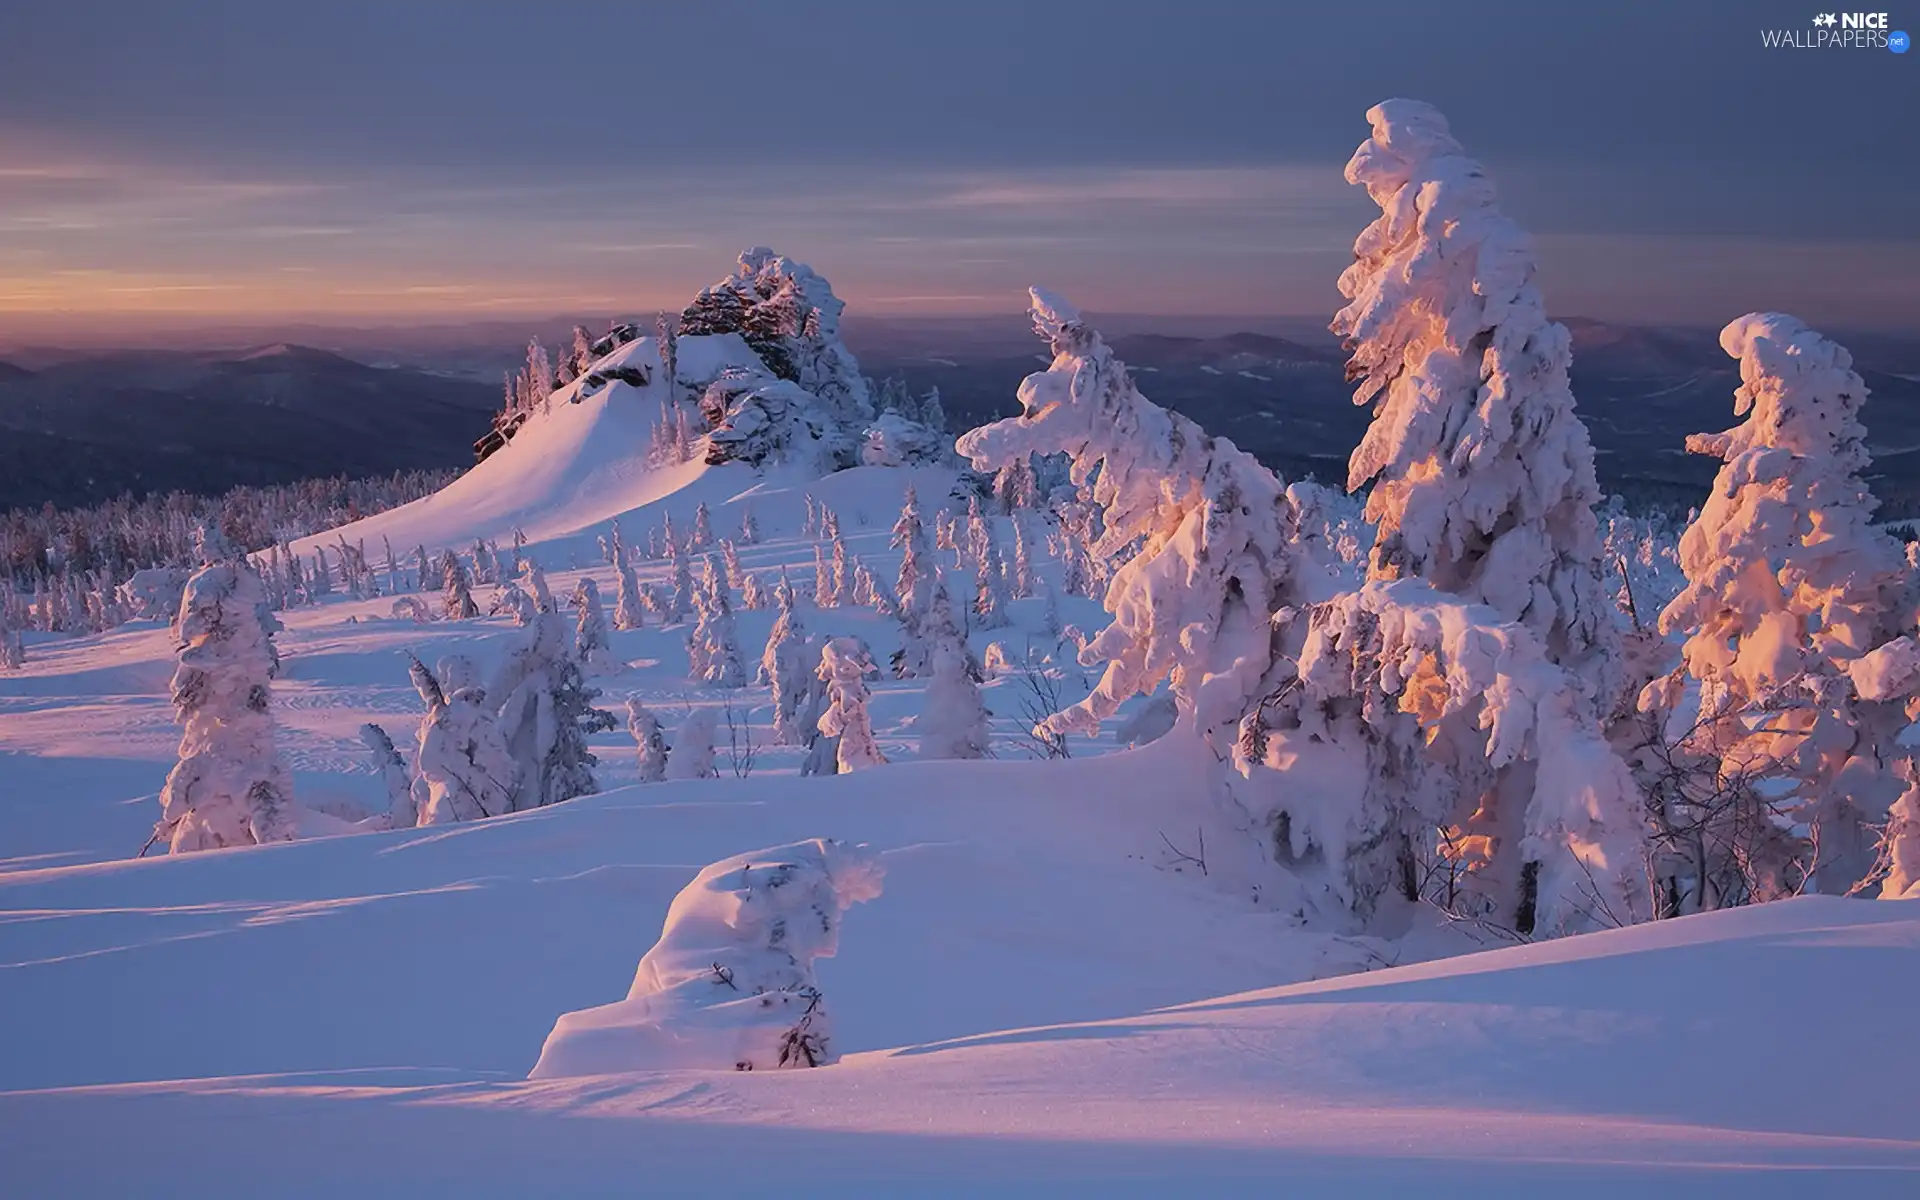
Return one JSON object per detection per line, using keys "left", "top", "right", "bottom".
{"left": 0, "top": 0, "right": 1915, "bottom": 340}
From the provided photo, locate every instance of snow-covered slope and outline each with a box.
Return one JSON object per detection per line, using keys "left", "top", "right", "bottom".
{"left": 294, "top": 336, "right": 734, "bottom": 555}
{"left": 2, "top": 755, "right": 1914, "bottom": 1196}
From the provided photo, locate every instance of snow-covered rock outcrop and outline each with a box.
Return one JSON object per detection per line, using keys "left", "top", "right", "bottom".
{"left": 530, "top": 839, "right": 884, "bottom": 1076}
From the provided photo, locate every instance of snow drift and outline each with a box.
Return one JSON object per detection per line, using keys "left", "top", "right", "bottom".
{"left": 531, "top": 838, "right": 884, "bottom": 1076}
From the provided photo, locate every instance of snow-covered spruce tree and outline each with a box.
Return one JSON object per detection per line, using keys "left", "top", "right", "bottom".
{"left": 919, "top": 638, "right": 989, "bottom": 761}
{"left": 1010, "top": 516, "right": 1036, "bottom": 599}
{"left": 529, "top": 839, "right": 884, "bottom": 1076}
{"left": 741, "top": 571, "right": 768, "bottom": 611}
{"left": 1332, "top": 99, "right": 1620, "bottom": 705}
{"left": 613, "top": 543, "right": 644, "bottom": 631}
{"left": 964, "top": 495, "right": 988, "bottom": 571}
{"left": 826, "top": 511, "right": 852, "bottom": 608}
{"left": 689, "top": 556, "right": 747, "bottom": 688}
{"left": 154, "top": 537, "right": 297, "bottom": 853}
{"left": 626, "top": 697, "right": 670, "bottom": 784}
{"left": 817, "top": 637, "right": 885, "bottom": 772}
{"left": 972, "top": 526, "right": 1012, "bottom": 630}
{"left": 956, "top": 289, "right": 1314, "bottom": 744}
{"left": 407, "top": 655, "right": 517, "bottom": 824}
{"left": 1847, "top": 637, "right": 1920, "bottom": 898}
{"left": 665, "top": 708, "right": 719, "bottom": 780}
{"left": 358, "top": 722, "right": 416, "bottom": 829}
{"left": 891, "top": 486, "right": 934, "bottom": 677}
{"left": 442, "top": 551, "right": 479, "bottom": 620}
{"left": 490, "top": 604, "right": 617, "bottom": 812}
{"left": 935, "top": 508, "right": 959, "bottom": 568}
{"left": 691, "top": 502, "right": 714, "bottom": 549}
{"left": 1642, "top": 314, "right": 1911, "bottom": 898}
{"left": 812, "top": 543, "right": 836, "bottom": 607}
{"left": 720, "top": 539, "right": 745, "bottom": 590}
{"left": 667, "top": 537, "right": 694, "bottom": 623}
{"left": 761, "top": 574, "right": 813, "bottom": 745}
{"left": 739, "top": 504, "right": 760, "bottom": 545}
{"left": 573, "top": 577, "right": 616, "bottom": 675}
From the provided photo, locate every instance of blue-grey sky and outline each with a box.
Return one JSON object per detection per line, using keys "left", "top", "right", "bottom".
{"left": 1, "top": 0, "right": 1914, "bottom": 335}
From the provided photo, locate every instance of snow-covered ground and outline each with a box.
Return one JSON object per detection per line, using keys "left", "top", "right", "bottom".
{"left": 5, "top": 357, "right": 1918, "bottom": 1194}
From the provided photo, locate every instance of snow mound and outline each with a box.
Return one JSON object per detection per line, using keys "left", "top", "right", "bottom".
{"left": 530, "top": 838, "right": 884, "bottom": 1077}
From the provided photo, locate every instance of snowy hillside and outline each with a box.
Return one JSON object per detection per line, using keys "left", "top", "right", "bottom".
{"left": 7, "top": 107, "right": 1920, "bottom": 1198}
{"left": 3, "top": 782, "right": 1916, "bottom": 1195}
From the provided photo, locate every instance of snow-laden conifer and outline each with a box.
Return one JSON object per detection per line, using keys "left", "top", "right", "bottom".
{"left": 1332, "top": 99, "right": 1619, "bottom": 699}
{"left": 154, "top": 534, "right": 297, "bottom": 853}
{"left": 689, "top": 556, "right": 747, "bottom": 688}
{"left": 406, "top": 656, "right": 517, "bottom": 825}
{"left": 761, "top": 574, "right": 812, "bottom": 745}
{"left": 573, "top": 577, "right": 615, "bottom": 675}
{"left": 919, "top": 638, "right": 989, "bottom": 760}
{"left": 625, "top": 697, "right": 670, "bottom": 783}
{"left": 817, "top": 637, "right": 885, "bottom": 772}
{"left": 665, "top": 708, "right": 719, "bottom": 780}
{"left": 442, "top": 551, "right": 479, "bottom": 620}
{"left": 1644, "top": 314, "right": 1912, "bottom": 896}
{"left": 358, "top": 722, "right": 415, "bottom": 828}
{"left": 490, "top": 603, "right": 616, "bottom": 811}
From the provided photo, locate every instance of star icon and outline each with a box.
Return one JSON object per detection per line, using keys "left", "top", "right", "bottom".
{"left": 1813, "top": 12, "right": 1837, "bottom": 26}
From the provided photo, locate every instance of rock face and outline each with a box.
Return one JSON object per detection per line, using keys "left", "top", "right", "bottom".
{"left": 678, "top": 248, "right": 876, "bottom": 472}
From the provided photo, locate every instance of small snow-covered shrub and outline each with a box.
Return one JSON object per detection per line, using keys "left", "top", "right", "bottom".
{"left": 529, "top": 838, "right": 884, "bottom": 1077}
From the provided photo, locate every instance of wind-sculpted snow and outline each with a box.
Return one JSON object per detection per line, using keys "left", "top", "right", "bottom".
{"left": 530, "top": 838, "right": 884, "bottom": 1076}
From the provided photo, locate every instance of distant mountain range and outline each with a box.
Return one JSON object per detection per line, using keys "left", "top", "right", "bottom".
{"left": 7, "top": 319, "right": 1919, "bottom": 518}
{"left": 0, "top": 345, "right": 498, "bottom": 510}
{"left": 864, "top": 319, "right": 1920, "bottom": 518}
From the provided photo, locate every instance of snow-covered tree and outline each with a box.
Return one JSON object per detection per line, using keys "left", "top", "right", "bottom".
{"left": 1331, "top": 99, "right": 1620, "bottom": 701}
{"left": 761, "top": 574, "right": 812, "bottom": 745}
{"left": 1010, "top": 515, "right": 1035, "bottom": 599}
{"left": 891, "top": 486, "right": 935, "bottom": 678}
{"left": 741, "top": 571, "right": 768, "bottom": 611}
{"left": 721, "top": 539, "right": 745, "bottom": 590}
{"left": 528, "top": 839, "right": 884, "bottom": 1076}
{"left": 1847, "top": 637, "right": 1920, "bottom": 898}
{"left": 407, "top": 654, "right": 517, "bottom": 825}
{"left": 964, "top": 495, "right": 989, "bottom": 571}
{"left": 665, "top": 707, "right": 719, "bottom": 780}
{"left": 625, "top": 697, "right": 670, "bottom": 783}
{"left": 817, "top": 637, "right": 885, "bottom": 772}
{"left": 490, "top": 606, "right": 617, "bottom": 812}
{"left": 613, "top": 543, "right": 644, "bottom": 631}
{"left": 1642, "top": 314, "right": 1912, "bottom": 898}
{"left": 573, "top": 577, "right": 616, "bottom": 675}
{"left": 1287, "top": 579, "right": 1652, "bottom": 934}
{"left": 739, "top": 504, "right": 761, "bottom": 545}
{"left": 973, "top": 531, "right": 1011, "bottom": 630}
{"left": 442, "top": 551, "right": 479, "bottom": 620}
{"left": 812, "top": 543, "right": 836, "bottom": 607}
{"left": 153, "top": 543, "right": 297, "bottom": 853}
{"left": 667, "top": 537, "right": 694, "bottom": 623}
{"left": 956, "top": 288, "right": 1315, "bottom": 744}
{"left": 919, "top": 639, "right": 989, "bottom": 760}
{"left": 358, "top": 722, "right": 415, "bottom": 828}
{"left": 688, "top": 556, "right": 747, "bottom": 688}
{"left": 691, "top": 502, "right": 714, "bottom": 549}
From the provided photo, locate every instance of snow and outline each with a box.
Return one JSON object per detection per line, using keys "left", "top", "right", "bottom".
{"left": 5, "top": 182, "right": 1920, "bottom": 1196}
{"left": 530, "top": 837, "right": 885, "bottom": 1076}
